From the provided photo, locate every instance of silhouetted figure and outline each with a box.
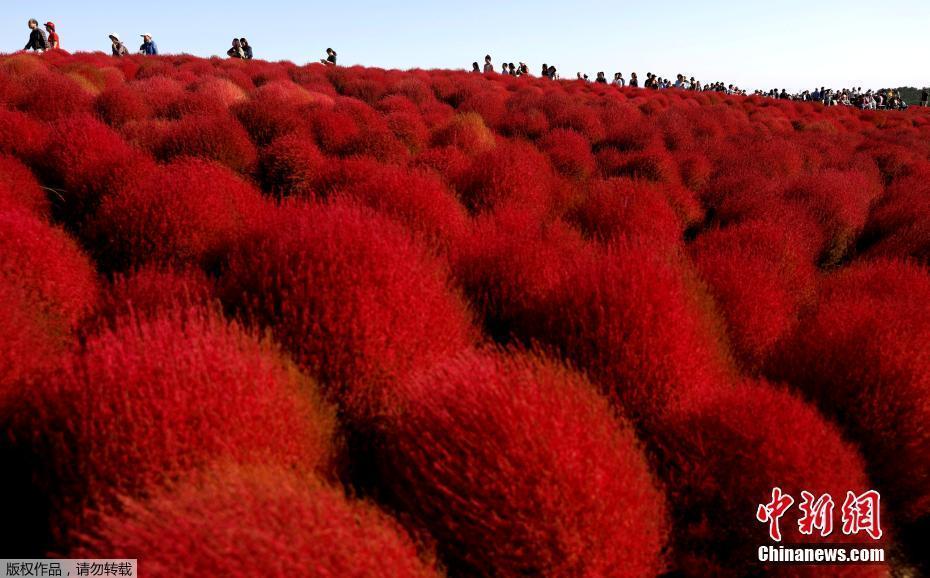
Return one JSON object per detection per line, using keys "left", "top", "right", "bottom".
{"left": 240, "top": 38, "right": 253, "bottom": 59}
{"left": 228, "top": 38, "right": 245, "bottom": 59}
{"left": 321, "top": 47, "right": 337, "bottom": 66}
{"left": 139, "top": 34, "right": 158, "bottom": 55}
{"left": 109, "top": 33, "right": 129, "bottom": 57}
{"left": 24, "top": 19, "right": 49, "bottom": 52}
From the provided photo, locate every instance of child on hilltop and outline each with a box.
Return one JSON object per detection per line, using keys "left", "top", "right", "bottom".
{"left": 45, "top": 22, "right": 60, "bottom": 50}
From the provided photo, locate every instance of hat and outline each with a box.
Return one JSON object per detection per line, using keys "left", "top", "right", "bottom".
{"left": 109, "top": 33, "right": 120, "bottom": 41}
{"left": 141, "top": 33, "right": 152, "bottom": 38}
{"left": 44, "top": 22, "right": 55, "bottom": 30}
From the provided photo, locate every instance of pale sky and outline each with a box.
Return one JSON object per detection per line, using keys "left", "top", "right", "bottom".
{"left": 2, "top": 1, "right": 927, "bottom": 91}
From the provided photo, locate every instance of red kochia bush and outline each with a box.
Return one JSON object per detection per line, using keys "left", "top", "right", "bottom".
{"left": 783, "top": 168, "right": 882, "bottom": 263}
{"left": 655, "top": 380, "right": 890, "bottom": 577}
{"left": 862, "top": 165, "right": 930, "bottom": 262}
{"left": 0, "top": 209, "right": 97, "bottom": 332}
{"left": 538, "top": 128, "right": 597, "bottom": 179}
{"left": 691, "top": 220, "right": 817, "bottom": 371}
{"left": 4, "top": 309, "right": 335, "bottom": 550}
{"left": 153, "top": 113, "right": 257, "bottom": 174}
{"left": 0, "top": 156, "right": 48, "bottom": 218}
{"left": 597, "top": 144, "right": 680, "bottom": 184}
{"left": 94, "top": 84, "right": 150, "bottom": 127}
{"left": 75, "top": 465, "right": 440, "bottom": 578}
{"left": 233, "top": 88, "right": 316, "bottom": 146}
{"left": 0, "top": 284, "right": 66, "bottom": 406}
{"left": 567, "top": 177, "right": 684, "bottom": 249}
{"left": 452, "top": 209, "right": 594, "bottom": 342}
{"left": 257, "top": 133, "right": 326, "bottom": 198}
{"left": 430, "top": 112, "right": 496, "bottom": 155}
{"left": 127, "top": 76, "right": 186, "bottom": 119}
{"left": 221, "top": 201, "right": 475, "bottom": 422}
{"left": 331, "top": 164, "right": 469, "bottom": 250}
{"left": 9, "top": 71, "right": 95, "bottom": 121}
{"left": 39, "top": 115, "right": 155, "bottom": 218}
{"left": 0, "top": 109, "right": 47, "bottom": 161}
{"left": 457, "top": 138, "right": 564, "bottom": 216}
{"left": 768, "top": 260, "right": 930, "bottom": 525}
{"left": 88, "top": 158, "right": 268, "bottom": 270}
{"left": 86, "top": 266, "right": 215, "bottom": 332}
{"left": 465, "top": 235, "right": 731, "bottom": 423}
{"left": 377, "top": 350, "right": 667, "bottom": 577}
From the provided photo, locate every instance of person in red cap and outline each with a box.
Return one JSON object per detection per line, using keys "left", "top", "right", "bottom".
{"left": 45, "top": 22, "right": 60, "bottom": 50}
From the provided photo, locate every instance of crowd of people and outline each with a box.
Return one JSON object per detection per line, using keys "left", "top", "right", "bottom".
{"left": 752, "top": 87, "right": 916, "bottom": 110}
{"left": 476, "top": 54, "right": 928, "bottom": 110}
{"left": 17, "top": 22, "right": 925, "bottom": 107}
{"left": 23, "top": 18, "right": 159, "bottom": 56}
{"left": 21, "top": 18, "right": 342, "bottom": 66}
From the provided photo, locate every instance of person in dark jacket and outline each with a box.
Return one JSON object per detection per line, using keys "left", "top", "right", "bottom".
{"left": 240, "top": 38, "right": 253, "bottom": 59}
{"left": 45, "top": 22, "right": 60, "bottom": 50}
{"left": 109, "top": 33, "right": 129, "bottom": 57}
{"left": 321, "top": 48, "right": 337, "bottom": 66}
{"left": 227, "top": 38, "right": 245, "bottom": 59}
{"left": 24, "top": 19, "right": 49, "bottom": 52}
{"left": 139, "top": 34, "right": 158, "bottom": 55}
{"left": 471, "top": 62, "right": 480, "bottom": 73}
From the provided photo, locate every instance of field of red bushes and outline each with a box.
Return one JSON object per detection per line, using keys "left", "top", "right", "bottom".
{"left": 2, "top": 50, "right": 929, "bottom": 577}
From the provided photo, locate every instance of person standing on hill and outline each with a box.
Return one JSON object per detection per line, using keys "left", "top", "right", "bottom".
{"left": 483, "top": 55, "right": 494, "bottom": 74}
{"left": 472, "top": 62, "right": 481, "bottom": 73}
{"left": 109, "top": 34, "right": 129, "bottom": 57}
{"left": 24, "top": 19, "right": 49, "bottom": 52}
{"left": 922, "top": 88, "right": 929, "bottom": 107}
{"left": 228, "top": 38, "right": 245, "bottom": 59}
{"left": 240, "top": 39, "right": 253, "bottom": 59}
{"left": 595, "top": 71, "right": 607, "bottom": 84}
{"left": 139, "top": 34, "right": 158, "bottom": 55}
{"left": 629, "top": 72, "right": 638, "bottom": 87}
{"left": 45, "top": 22, "right": 60, "bottom": 50}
